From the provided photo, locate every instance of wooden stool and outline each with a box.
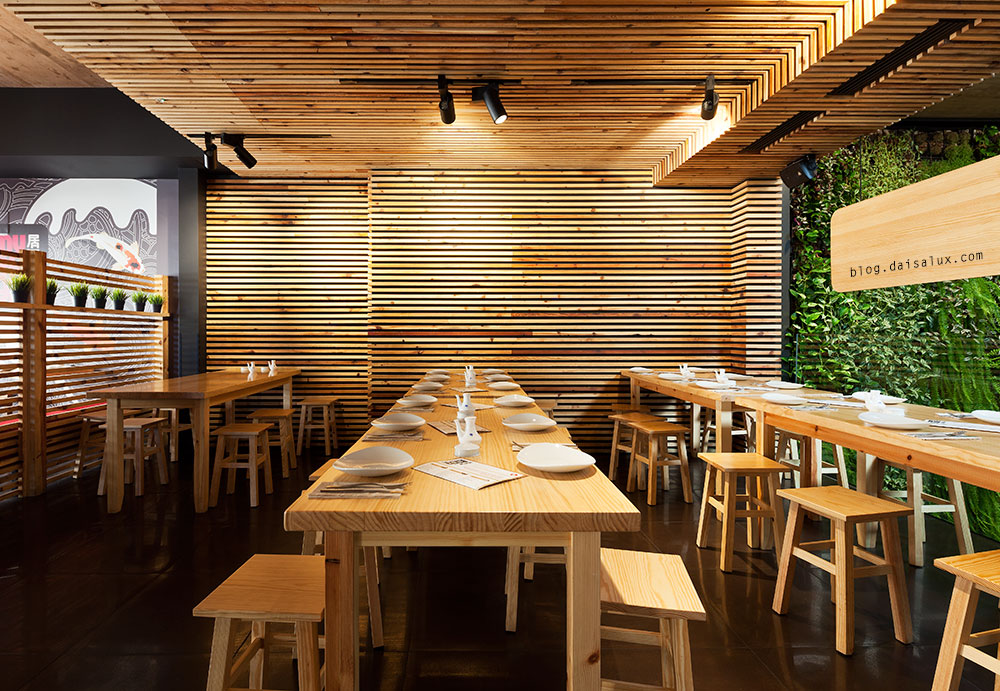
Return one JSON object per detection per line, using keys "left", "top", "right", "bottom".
{"left": 608, "top": 411, "right": 660, "bottom": 483}
{"left": 772, "top": 485, "right": 913, "bottom": 655}
{"left": 98, "top": 416, "right": 169, "bottom": 497}
{"left": 504, "top": 544, "right": 567, "bottom": 632}
{"left": 210, "top": 423, "right": 274, "bottom": 508}
{"left": 696, "top": 453, "right": 786, "bottom": 572}
{"left": 250, "top": 408, "right": 297, "bottom": 478}
{"left": 776, "top": 433, "right": 849, "bottom": 488}
{"left": 932, "top": 549, "right": 1000, "bottom": 690}
{"left": 627, "top": 419, "right": 693, "bottom": 505}
{"left": 698, "top": 408, "right": 751, "bottom": 453}
{"left": 873, "top": 458, "right": 972, "bottom": 567}
{"left": 600, "top": 548, "right": 707, "bottom": 691}
{"left": 193, "top": 554, "right": 323, "bottom": 691}
{"left": 73, "top": 409, "right": 110, "bottom": 479}
{"left": 155, "top": 407, "right": 192, "bottom": 463}
{"left": 296, "top": 396, "right": 339, "bottom": 456}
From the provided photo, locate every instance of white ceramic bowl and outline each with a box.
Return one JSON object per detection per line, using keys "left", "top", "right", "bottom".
{"left": 371, "top": 412, "right": 426, "bottom": 432}
{"left": 424, "top": 374, "right": 450, "bottom": 382}
{"left": 972, "top": 410, "right": 1000, "bottom": 425}
{"left": 858, "top": 412, "right": 925, "bottom": 430}
{"left": 486, "top": 373, "right": 513, "bottom": 381}
{"left": 767, "top": 380, "right": 804, "bottom": 390}
{"left": 726, "top": 373, "right": 753, "bottom": 381}
{"left": 517, "top": 443, "right": 596, "bottom": 473}
{"left": 695, "top": 380, "right": 735, "bottom": 390}
{"left": 658, "top": 373, "right": 688, "bottom": 381}
{"left": 629, "top": 366, "right": 653, "bottom": 373}
{"left": 495, "top": 394, "right": 535, "bottom": 408}
{"left": 333, "top": 446, "right": 414, "bottom": 477}
{"left": 427, "top": 369, "right": 450, "bottom": 375}
{"left": 482, "top": 368, "right": 505, "bottom": 375}
{"left": 851, "top": 392, "right": 905, "bottom": 405}
{"left": 761, "top": 392, "right": 807, "bottom": 405}
{"left": 413, "top": 382, "right": 444, "bottom": 391}
{"left": 396, "top": 394, "right": 437, "bottom": 408}
{"left": 502, "top": 413, "right": 558, "bottom": 432}
{"left": 488, "top": 381, "right": 519, "bottom": 391}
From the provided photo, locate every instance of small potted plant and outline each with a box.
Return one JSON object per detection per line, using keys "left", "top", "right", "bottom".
{"left": 68, "top": 282, "right": 90, "bottom": 308}
{"left": 132, "top": 290, "right": 149, "bottom": 312}
{"left": 4, "top": 273, "right": 31, "bottom": 303}
{"left": 91, "top": 285, "right": 109, "bottom": 309}
{"left": 46, "top": 279, "right": 61, "bottom": 305}
{"left": 149, "top": 293, "right": 164, "bottom": 313}
{"left": 110, "top": 288, "right": 128, "bottom": 310}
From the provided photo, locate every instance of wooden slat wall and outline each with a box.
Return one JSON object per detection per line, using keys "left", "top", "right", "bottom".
{"left": 0, "top": 249, "right": 24, "bottom": 499}
{"left": 205, "top": 178, "right": 371, "bottom": 436}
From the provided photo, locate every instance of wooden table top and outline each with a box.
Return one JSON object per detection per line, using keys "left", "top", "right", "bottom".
{"left": 285, "top": 371, "right": 641, "bottom": 534}
{"left": 90, "top": 367, "right": 301, "bottom": 401}
{"left": 621, "top": 368, "right": 754, "bottom": 407}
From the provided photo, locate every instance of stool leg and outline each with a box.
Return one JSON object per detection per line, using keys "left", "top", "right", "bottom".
{"left": 637, "top": 433, "right": 648, "bottom": 491}
{"left": 261, "top": 432, "right": 274, "bottom": 496}
{"left": 609, "top": 420, "right": 621, "bottom": 481}
{"left": 947, "top": 478, "right": 974, "bottom": 554}
{"left": 505, "top": 546, "right": 520, "bottom": 632}
{"left": 206, "top": 617, "right": 238, "bottom": 691}
{"left": 524, "top": 546, "right": 536, "bottom": 580}
{"left": 881, "top": 516, "right": 914, "bottom": 645}
{"left": 283, "top": 417, "right": 296, "bottom": 473}
{"left": 773, "top": 502, "right": 804, "bottom": 614}
{"left": 364, "top": 546, "right": 384, "bottom": 648}
{"left": 833, "top": 519, "right": 855, "bottom": 655}
{"left": 695, "top": 466, "right": 715, "bottom": 548}
{"left": 647, "top": 433, "right": 659, "bottom": 506}
{"left": 746, "top": 476, "right": 761, "bottom": 550}
{"left": 906, "top": 468, "right": 925, "bottom": 567}
{"left": 294, "top": 621, "right": 321, "bottom": 691}
{"left": 931, "top": 578, "right": 980, "bottom": 691}
{"left": 626, "top": 432, "right": 639, "bottom": 493}
{"left": 249, "top": 620, "right": 269, "bottom": 689}
{"left": 133, "top": 431, "right": 145, "bottom": 497}
{"left": 248, "top": 439, "right": 260, "bottom": 507}
{"left": 322, "top": 405, "right": 332, "bottom": 455}
{"left": 677, "top": 436, "right": 692, "bottom": 503}
{"left": 669, "top": 618, "right": 694, "bottom": 691}
{"left": 297, "top": 404, "right": 307, "bottom": 455}
{"left": 154, "top": 427, "right": 169, "bottom": 484}
{"left": 767, "top": 474, "right": 786, "bottom": 561}
{"left": 209, "top": 436, "right": 226, "bottom": 507}
{"left": 74, "top": 420, "right": 92, "bottom": 479}
{"left": 225, "top": 437, "right": 238, "bottom": 494}
{"left": 169, "top": 409, "right": 180, "bottom": 463}
{"left": 720, "top": 473, "right": 737, "bottom": 572}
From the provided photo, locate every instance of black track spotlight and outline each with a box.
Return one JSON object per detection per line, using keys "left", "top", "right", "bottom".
{"left": 202, "top": 132, "right": 218, "bottom": 171}
{"left": 700, "top": 74, "right": 720, "bottom": 121}
{"left": 437, "top": 74, "right": 456, "bottom": 125}
{"left": 220, "top": 133, "right": 257, "bottom": 169}
{"left": 471, "top": 81, "right": 507, "bottom": 124}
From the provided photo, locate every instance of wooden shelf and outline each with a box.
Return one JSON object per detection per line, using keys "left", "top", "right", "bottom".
{"left": 0, "top": 301, "right": 169, "bottom": 318}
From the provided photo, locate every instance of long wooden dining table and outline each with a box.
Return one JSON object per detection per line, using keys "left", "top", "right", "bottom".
{"left": 285, "top": 369, "right": 640, "bottom": 691}
{"left": 91, "top": 367, "right": 300, "bottom": 513}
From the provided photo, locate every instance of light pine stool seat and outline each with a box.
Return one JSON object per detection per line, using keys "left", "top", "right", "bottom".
{"left": 627, "top": 419, "right": 693, "bottom": 505}
{"left": 932, "top": 549, "right": 1000, "bottom": 690}
{"left": 193, "top": 554, "right": 323, "bottom": 691}
{"left": 696, "top": 453, "right": 786, "bottom": 572}
{"left": 772, "top": 485, "right": 913, "bottom": 655}
{"left": 249, "top": 408, "right": 298, "bottom": 478}
{"left": 98, "top": 416, "right": 169, "bottom": 497}
{"left": 608, "top": 411, "right": 660, "bottom": 484}
{"left": 297, "top": 396, "right": 339, "bottom": 456}
{"left": 210, "top": 423, "right": 274, "bottom": 508}
{"left": 600, "top": 548, "right": 707, "bottom": 691}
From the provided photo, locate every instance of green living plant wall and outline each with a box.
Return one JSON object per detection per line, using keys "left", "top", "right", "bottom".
{"left": 787, "top": 126, "right": 1000, "bottom": 541}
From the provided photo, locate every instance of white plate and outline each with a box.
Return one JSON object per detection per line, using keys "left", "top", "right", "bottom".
{"left": 413, "top": 382, "right": 444, "bottom": 391}
{"left": 423, "top": 374, "right": 450, "bottom": 382}
{"left": 695, "top": 380, "right": 735, "bottom": 389}
{"left": 495, "top": 394, "right": 535, "bottom": 407}
{"left": 726, "top": 373, "right": 753, "bottom": 381}
{"left": 971, "top": 410, "right": 1000, "bottom": 425}
{"left": 761, "top": 392, "right": 807, "bottom": 405}
{"left": 767, "top": 380, "right": 804, "bottom": 390}
{"left": 517, "top": 443, "right": 596, "bottom": 473}
{"left": 851, "top": 392, "right": 906, "bottom": 405}
{"left": 858, "top": 412, "right": 925, "bottom": 430}
{"left": 488, "top": 381, "right": 520, "bottom": 391}
{"left": 482, "top": 368, "right": 505, "bottom": 375}
{"left": 427, "top": 369, "right": 450, "bottom": 375}
{"left": 333, "top": 446, "right": 414, "bottom": 477}
{"left": 486, "top": 373, "right": 513, "bottom": 381}
{"left": 371, "top": 412, "right": 426, "bottom": 432}
{"left": 688, "top": 366, "right": 709, "bottom": 372}
{"left": 629, "top": 366, "right": 653, "bottom": 373}
{"left": 502, "top": 413, "right": 558, "bottom": 432}
{"left": 396, "top": 394, "right": 437, "bottom": 408}
{"left": 658, "top": 373, "right": 689, "bottom": 381}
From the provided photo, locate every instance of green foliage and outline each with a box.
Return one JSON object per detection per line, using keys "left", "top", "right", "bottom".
{"left": 45, "top": 278, "right": 60, "bottom": 298}
{"left": 4, "top": 273, "right": 31, "bottom": 291}
{"left": 131, "top": 290, "right": 149, "bottom": 305}
{"left": 148, "top": 294, "right": 164, "bottom": 308}
{"left": 67, "top": 282, "right": 90, "bottom": 299}
{"left": 109, "top": 288, "right": 128, "bottom": 302}
{"left": 90, "top": 285, "right": 109, "bottom": 300}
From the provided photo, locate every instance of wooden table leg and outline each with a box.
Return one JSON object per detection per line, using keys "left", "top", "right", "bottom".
{"left": 629, "top": 378, "right": 640, "bottom": 408}
{"left": 714, "top": 404, "right": 732, "bottom": 453}
{"left": 104, "top": 398, "right": 125, "bottom": 513}
{"left": 567, "top": 531, "right": 600, "bottom": 690}
{"left": 756, "top": 419, "right": 776, "bottom": 459}
{"left": 192, "top": 401, "right": 211, "bottom": 513}
{"left": 690, "top": 404, "right": 702, "bottom": 451}
{"left": 283, "top": 380, "right": 293, "bottom": 409}
{"left": 855, "top": 452, "right": 879, "bottom": 548}
{"left": 326, "top": 531, "right": 360, "bottom": 691}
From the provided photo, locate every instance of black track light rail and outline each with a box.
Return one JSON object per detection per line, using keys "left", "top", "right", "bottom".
{"left": 338, "top": 76, "right": 756, "bottom": 87}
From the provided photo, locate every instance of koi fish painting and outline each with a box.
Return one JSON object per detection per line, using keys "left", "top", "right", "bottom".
{"left": 65, "top": 233, "right": 144, "bottom": 273}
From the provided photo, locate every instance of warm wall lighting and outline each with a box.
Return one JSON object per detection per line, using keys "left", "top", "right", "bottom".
{"left": 472, "top": 82, "right": 508, "bottom": 124}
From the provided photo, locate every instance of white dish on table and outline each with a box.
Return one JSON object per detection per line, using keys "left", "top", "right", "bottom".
{"left": 396, "top": 394, "right": 437, "bottom": 408}
{"left": 517, "top": 443, "right": 595, "bottom": 473}
{"left": 495, "top": 394, "right": 535, "bottom": 408}
{"left": 423, "top": 374, "right": 450, "bottom": 382}
{"left": 502, "top": 413, "right": 558, "bottom": 432}
{"left": 427, "top": 369, "right": 450, "bottom": 375}
{"left": 761, "top": 392, "right": 808, "bottom": 405}
{"left": 486, "top": 373, "right": 513, "bottom": 381}
{"left": 858, "top": 412, "right": 925, "bottom": 430}
{"left": 971, "top": 410, "right": 1000, "bottom": 425}
{"left": 371, "top": 412, "right": 426, "bottom": 432}
{"left": 659, "top": 373, "right": 689, "bottom": 381}
{"left": 482, "top": 368, "right": 505, "bottom": 375}
{"left": 413, "top": 382, "right": 444, "bottom": 391}
{"left": 687, "top": 366, "right": 709, "bottom": 372}
{"left": 629, "top": 366, "right": 654, "bottom": 373}
{"left": 488, "top": 381, "right": 520, "bottom": 391}
{"left": 767, "top": 380, "right": 804, "bottom": 390}
{"left": 333, "top": 446, "right": 414, "bottom": 477}
{"left": 726, "top": 373, "right": 753, "bottom": 381}
{"left": 851, "top": 392, "right": 905, "bottom": 405}
{"left": 695, "top": 380, "right": 735, "bottom": 390}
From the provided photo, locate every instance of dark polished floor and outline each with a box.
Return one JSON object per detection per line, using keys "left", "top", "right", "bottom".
{"left": 1, "top": 444, "right": 997, "bottom": 690}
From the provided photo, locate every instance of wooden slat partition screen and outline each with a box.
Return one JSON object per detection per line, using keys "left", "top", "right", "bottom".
{"left": 0, "top": 249, "right": 24, "bottom": 499}
{"left": 204, "top": 179, "right": 371, "bottom": 436}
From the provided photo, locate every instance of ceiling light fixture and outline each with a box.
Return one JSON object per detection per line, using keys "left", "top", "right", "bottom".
{"left": 202, "top": 132, "right": 218, "bottom": 171}
{"left": 220, "top": 133, "right": 257, "bottom": 169}
{"left": 700, "top": 74, "right": 719, "bottom": 121}
{"left": 471, "top": 81, "right": 507, "bottom": 124}
{"left": 438, "top": 74, "right": 456, "bottom": 125}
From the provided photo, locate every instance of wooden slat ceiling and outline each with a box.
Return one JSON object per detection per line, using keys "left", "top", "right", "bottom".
{"left": 0, "top": 6, "right": 104, "bottom": 86}
{"left": 2, "top": 0, "right": 997, "bottom": 182}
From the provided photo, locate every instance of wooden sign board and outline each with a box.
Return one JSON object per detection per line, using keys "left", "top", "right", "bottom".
{"left": 830, "top": 154, "right": 1000, "bottom": 291}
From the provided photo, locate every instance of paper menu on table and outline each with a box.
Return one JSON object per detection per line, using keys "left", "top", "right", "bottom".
{"left": 416, "top": 459, "right": 523, "bottom": 490}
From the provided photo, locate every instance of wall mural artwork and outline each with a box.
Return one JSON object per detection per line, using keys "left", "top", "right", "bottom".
{"left": 0, "top": 178, "right": 159, "bottom": 274}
